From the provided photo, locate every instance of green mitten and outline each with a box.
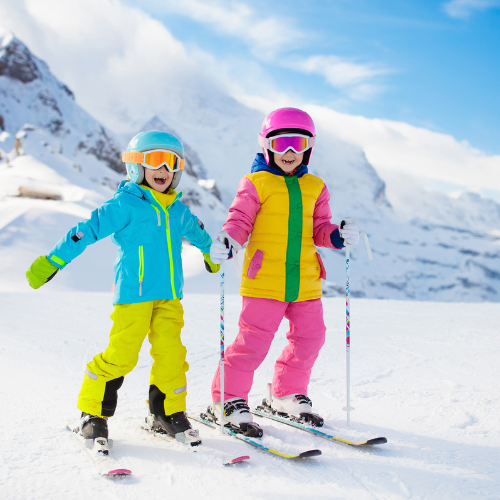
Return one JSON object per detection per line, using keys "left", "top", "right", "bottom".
{"left": 26, "top": 256, "right": 59, "bottom": 289}
{"left": 203, "top": 252, "right": 221, "bottom": 273}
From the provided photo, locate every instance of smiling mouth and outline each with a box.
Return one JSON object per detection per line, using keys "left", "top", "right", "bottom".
{"left": 154, "top": 176, "right": 167, "bottom": 185}
{"left": 282, "top": 159, "right": 295, "bottom": 165}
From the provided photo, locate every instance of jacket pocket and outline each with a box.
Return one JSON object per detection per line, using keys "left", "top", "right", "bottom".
{"left": 246, "top": 249, "right": 263, "bottom": 279}
{"left": 316, "top": 252, "right": 326, "bottom": 280}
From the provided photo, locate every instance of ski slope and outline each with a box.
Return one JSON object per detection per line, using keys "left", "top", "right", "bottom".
{"left": 1, "top": 290, "right": 499, "bottom": 499}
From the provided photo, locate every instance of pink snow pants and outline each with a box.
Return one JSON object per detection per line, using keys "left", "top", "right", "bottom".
{"left": 211, "top": 296, "right": 326, "bottom": 402}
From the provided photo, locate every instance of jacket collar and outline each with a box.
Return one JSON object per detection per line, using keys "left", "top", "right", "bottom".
{"left": 250, "top": 153, "right": 308, "bottom": 178}
{"left": 116, "top": 180, "right": 182, "bottom": 208}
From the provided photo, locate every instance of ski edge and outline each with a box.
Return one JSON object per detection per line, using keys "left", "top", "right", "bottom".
{"left": 189, "top": 413, "right": 321, "bottom": 460}
{"left": 252, "top": 408, "right": 387, "bottom": 447}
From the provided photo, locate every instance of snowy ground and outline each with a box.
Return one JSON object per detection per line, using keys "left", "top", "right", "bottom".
{"left": 1, "top": 291, "right": 499, "bottom": 499}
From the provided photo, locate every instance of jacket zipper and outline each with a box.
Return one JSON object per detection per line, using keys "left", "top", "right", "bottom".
{"left": 138, "top": 245, "right": 144, "bottom": 296}
{"left": 152, "top": 206, "right": 161, "bottom": 226}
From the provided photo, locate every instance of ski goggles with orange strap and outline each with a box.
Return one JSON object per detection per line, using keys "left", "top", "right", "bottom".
{"left": 122, "top": 149, "right": 185, "bottom": 172}
{"left": 258, "top": 133, "right": 315, "bottom": 154}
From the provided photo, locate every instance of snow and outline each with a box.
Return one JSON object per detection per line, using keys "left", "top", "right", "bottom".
{"left": 1, "top": 290, "right": 499, "bottom": 499}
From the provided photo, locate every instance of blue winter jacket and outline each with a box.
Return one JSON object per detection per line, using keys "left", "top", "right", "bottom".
{"left": 47, "top": 180, "right": 212, "bottom": 304}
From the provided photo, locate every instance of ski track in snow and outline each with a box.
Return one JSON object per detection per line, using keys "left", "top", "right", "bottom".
{"left": 0, "top": 292, "right": 499, "bottom": 499}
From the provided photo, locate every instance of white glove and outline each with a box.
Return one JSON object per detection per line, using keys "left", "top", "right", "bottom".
{"left": 209, "top": 232, "right": 242, "bottom": 264}
{"left": 340, "top": 219, "right": 360, "bottom": 246}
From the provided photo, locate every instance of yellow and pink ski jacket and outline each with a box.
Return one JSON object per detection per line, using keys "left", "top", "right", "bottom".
{"left": 223, "top": 154, "right": 343, "bottom": 302}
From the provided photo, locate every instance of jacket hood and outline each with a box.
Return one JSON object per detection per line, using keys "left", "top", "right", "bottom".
{"left": 251, "top": 153, "right": 308, "bottom": 178}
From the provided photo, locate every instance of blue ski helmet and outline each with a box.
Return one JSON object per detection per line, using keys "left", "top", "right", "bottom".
{"left": 123, "top": 130, "right": 185, "bottom": 189}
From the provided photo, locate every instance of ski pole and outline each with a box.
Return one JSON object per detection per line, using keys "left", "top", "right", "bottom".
{"left": 219, "top": 258, "right": 225, "bottom": 435}
{"left": 340, "top": 219, "right": 372, "bottom": 426}
{"left": 343, "top": 242, "right": 353, "bottom": 426}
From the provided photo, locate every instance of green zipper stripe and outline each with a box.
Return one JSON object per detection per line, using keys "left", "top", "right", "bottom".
{"left": 284, "top": 176, "right": 303, "bottom": 302}
{"left": 138, "top": 245, "right": 144, "bottom": 296}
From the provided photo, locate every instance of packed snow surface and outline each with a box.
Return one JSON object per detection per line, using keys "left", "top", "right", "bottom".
{"left": 1, "top": 291, "right": 498, "bottom": 499}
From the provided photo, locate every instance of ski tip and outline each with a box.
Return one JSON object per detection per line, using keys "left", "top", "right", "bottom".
{"left": 363, "top": 437, "right": 387, "bottom": 446}
{"left": 296, "top": 449, "right": 322, "bottom": 459}
{"left": 224, "top": 455, "right": 250, "bottom": 466}
{"left": 103, "top": 468, "right": 132, "bottom": 476}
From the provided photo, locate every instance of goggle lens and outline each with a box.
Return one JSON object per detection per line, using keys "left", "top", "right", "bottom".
{"left": 144, "top": 151, "right": 180, "bottom": 170}
{"left": 122, "top": 150, "right": 184, "bottom": 172}
{"left": 270, "top": 135, "right": 310, "bottom": 154}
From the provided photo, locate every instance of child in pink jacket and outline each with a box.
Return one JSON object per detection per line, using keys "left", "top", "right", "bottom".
{"left": 207, "top": 108, "right": 360, "bottom": 436}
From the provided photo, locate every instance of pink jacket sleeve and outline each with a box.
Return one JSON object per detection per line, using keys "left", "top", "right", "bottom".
{"left": 222, "top": 177, "right": 260, "bottom": 245}
{"left": 313, "top": 184, "right": 342, "bottom": 249}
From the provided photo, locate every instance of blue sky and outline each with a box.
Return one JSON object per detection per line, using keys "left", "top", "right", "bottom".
{"left": 124, "top": 0, "right": 500, "bottom": 155}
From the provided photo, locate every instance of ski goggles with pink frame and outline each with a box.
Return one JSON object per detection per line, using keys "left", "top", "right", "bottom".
{"left": 122, "top": 149, "right": 185, "bottom": 172}
{"left": 258, "top": 133, "right": 315, "bottom": 154}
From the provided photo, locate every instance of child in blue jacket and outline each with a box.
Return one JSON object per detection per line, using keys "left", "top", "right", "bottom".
{"left": 26, "top": 130, "right": 218, "bottom": 446}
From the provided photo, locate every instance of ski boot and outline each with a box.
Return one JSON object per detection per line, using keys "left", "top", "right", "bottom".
{"left": 80, "top": 412, "right": 109, "bottom": 440}
{"left": 260, "top": 383, "right": 324, "bottom": 427}
{"left": 146, "top": 411, "right": 201, "bottom": 446}
{"left": 80, "top": 412, "right": 110, "bottom": 455}
{"left": 205, "top": 397, "right": 263, "bottom": 437}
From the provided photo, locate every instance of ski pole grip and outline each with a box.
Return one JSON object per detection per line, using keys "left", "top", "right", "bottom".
{"left": 341, "top": 219, "right": 373, "bottom": 260}
{"left": 340, "top": 218, "right": 355, "bottom": 229}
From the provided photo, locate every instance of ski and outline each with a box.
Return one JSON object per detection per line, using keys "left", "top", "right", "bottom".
{"left": 142, "top": 420, "right": 249, "bottom": 466}
{"left": 252, "top": 405, "right": 387, "bottom": 447}
{"left": 67, "top": 423, "right": 132, "bottom": 476}
{"left": 189, "top": 413, "right": 321, "bottom": 460}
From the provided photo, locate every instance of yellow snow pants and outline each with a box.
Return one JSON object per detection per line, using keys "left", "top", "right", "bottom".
{"left": 77, "top": 299, "right": 188, "bottom": 418}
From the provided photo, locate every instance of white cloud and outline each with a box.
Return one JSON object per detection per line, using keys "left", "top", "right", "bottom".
{"left": 142, "top": 0, "right": 307, "bottom": 57}
{"left": 345, "top": 83, "right": 388, "bottom": 102}
{"left": 443, "top": 0, "right": 500, "bottom": 19}
{"left": 287, "top": 54, "right": 389, "bottom": 100}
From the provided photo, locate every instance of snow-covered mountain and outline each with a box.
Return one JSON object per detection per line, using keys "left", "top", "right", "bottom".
{"left": 0, "top": 28, "right": 124, "bottom": 176}
{"left": 0, "top": 27, "right": 499, "bottom": 301}
{"left": 0, "top": 28, "right": 227, "bottom": 292}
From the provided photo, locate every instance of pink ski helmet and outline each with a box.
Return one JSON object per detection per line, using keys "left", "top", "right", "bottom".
{"left": 259, "top": 107, "right": 316, "bottom": 165}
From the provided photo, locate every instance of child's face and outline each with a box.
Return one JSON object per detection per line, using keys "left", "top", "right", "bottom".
{"left": 274, "top": 150, "right": 304, "bottom": 173}
{"left": 144, "top": 166, "right": 174, "bottom": 192}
